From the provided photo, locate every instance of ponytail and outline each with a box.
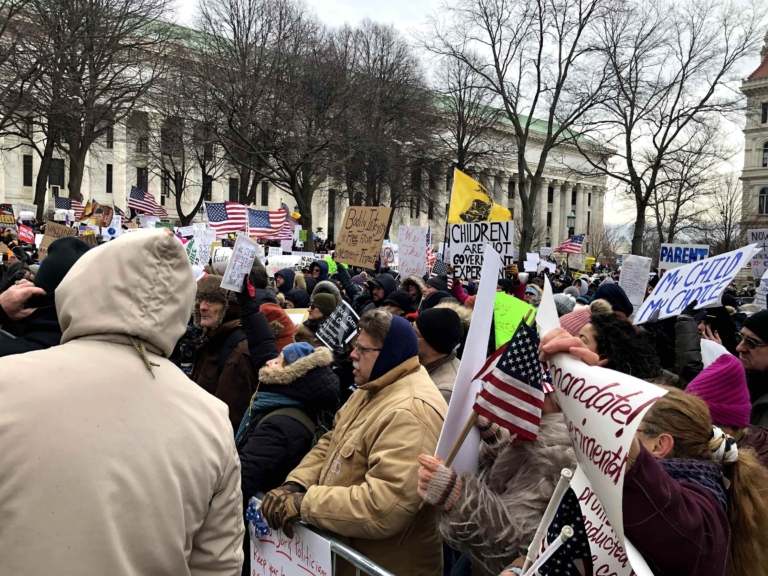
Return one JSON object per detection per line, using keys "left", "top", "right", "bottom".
{"left": 642, "top": 388, "right": 768, "bottom": 576}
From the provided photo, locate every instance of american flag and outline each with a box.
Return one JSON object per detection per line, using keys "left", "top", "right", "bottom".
{"left": 542, "top": 365, "right": 555, "bottom": 394}
{"left": 205, "top": 201, "right": 247, "bottom": 236}
{"left": 553, "top": 233, "right": 585, "bottom": 254}
{"left": 128, "top": 186, "right": 168, "bottom": 218}
{"left": 426, "top": 228, "right": 437, "bottom": 268}
{"left": 55, "top": 197, "right": 85, "bottom": 221}
{"left": 537, "top": 487, "right": 593, "bottom": 576}
{"left": 247, "top": 207, "right": 290, "bottom": 240}
{"left": 430, "top": 260, "right": 453, "bottom": 289}
{"left": 472, "top": 322, "right": 545, "bottom": 441}
{"left": 113, "top": 205, "right": 130, "bottom": 220}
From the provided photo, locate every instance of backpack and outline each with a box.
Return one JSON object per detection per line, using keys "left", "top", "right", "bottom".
{"left": 256, "top": 407, "right": 332, "bottom": 447}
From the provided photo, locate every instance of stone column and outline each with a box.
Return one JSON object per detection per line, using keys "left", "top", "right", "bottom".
{"left": 539, "top": 178, "right": 549, "bottom": 246}
{"left": 551, "top": 180, "right": 561, "bottom": 247}
{"left": 574, "top": 184, "right": 586, "bottom": 234}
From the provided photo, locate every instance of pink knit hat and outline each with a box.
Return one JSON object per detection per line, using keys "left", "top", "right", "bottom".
{"left": 686, "top": 354, "right": 751, "bottom": 428}
{"left": 560, "top": 307, "right": 591, "bottom": 337}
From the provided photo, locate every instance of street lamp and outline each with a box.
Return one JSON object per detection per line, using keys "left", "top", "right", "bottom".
{"left": 566, "top": 211, "right": 576, "bottom": 276}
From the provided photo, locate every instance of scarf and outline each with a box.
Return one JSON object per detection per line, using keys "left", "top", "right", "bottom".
{"left": 658, "top": 458, "right": 727, "bottom": 511}
{"left": 235, "top": 391, "right": 303, "bottom": 445}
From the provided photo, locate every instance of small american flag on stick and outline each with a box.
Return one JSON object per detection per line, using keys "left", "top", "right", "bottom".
{"left": 553, "top": 233, "right": 585, "bottom": 254}
{"left": 472, "top": 321, "right": 545, "bottom": 441}
{"left": 430, "top": 260, "right": 453, "bottom": 289}
{"left": 536, "top": 487, "right": 593, "bottom": 576}
{"left": 128, "top": 186, "right": 167, "bottom": 218}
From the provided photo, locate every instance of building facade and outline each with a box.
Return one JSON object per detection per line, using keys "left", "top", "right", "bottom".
{"left": 740, "top": 33, "right": 768, "bottom": 224}
{"left": 0, "top": 111, "right": 608, "bottom": 251}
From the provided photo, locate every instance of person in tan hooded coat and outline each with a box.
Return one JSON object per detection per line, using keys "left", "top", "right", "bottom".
{"left": 0, "top": 229, "right": 244, "bottom": 576}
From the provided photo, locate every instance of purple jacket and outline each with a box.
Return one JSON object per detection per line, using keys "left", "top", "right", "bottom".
{"left": 623, "top": 445, "right": 730, "bottom": 576}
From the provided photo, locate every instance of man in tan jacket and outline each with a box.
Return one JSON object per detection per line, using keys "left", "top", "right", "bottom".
{"left": 262, "top": 309, "right": 447, "bottom": 576}
{"left": 0, "top": 229, "right": 244, "bottom": 576}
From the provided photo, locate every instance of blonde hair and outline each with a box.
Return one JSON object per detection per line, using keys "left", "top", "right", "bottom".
{"left": 641, "top": 388, "right": 768, "bottom": 576}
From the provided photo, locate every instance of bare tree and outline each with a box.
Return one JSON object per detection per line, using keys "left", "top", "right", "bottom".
{"left": 588, "top": 221, "right": 622, "bottom": 262}
{"left": 198, "top": 0, "right": 350, "bottom": 252}
{"left": 21, "top": 0, "right": 176, "bottom": 202}
{"left": 575, "top": 0, "right": 768, "bottom": 254}
{"left": 419, "top": 0, "right": 612, "bottom": 255}
{"left": 690, "top": 173, "right": 744, "bottom": 255}
{"left": 431, "top": 55, "right": 510, "bottom": 173}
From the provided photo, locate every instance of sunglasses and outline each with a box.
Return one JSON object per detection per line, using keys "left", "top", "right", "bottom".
{"left": 309, "top": 303, "right": 316, "bottom": 310}
{"left": 742, "top": 335, "right": 768, "bottom": 350}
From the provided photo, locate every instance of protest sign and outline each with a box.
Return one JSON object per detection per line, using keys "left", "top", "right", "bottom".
{"left": 194, "top": 229, "right": 216, "bottom": 266}
{"left": 748, "top": 229, "right": 768, "bottom": 278}
{"left": 155, "top": 221, "right": 174, "bottom": 231}
{"left": 82, "top": 232, "right": 99, "bottom": 247}
{"left": 493, "top": 292, "right": 533, "bottom": 347}
{"left": 268, "top": 247, "right": 282, "bottom": 257}
{"left": 220, "top": 235, "right": 259, "bottom": 292}
{"left": 286, "top": 308, "right": 309, "bottom": 326}
{"left": 315, "top": 300, "right": 360, "bottom": 351}
{"left": 398, "top": 226, "right": 427, "bottom": 277}
{"left": 757, "top": 284, "right": 768, "bottom": 310}
{"left": 15, "top": 202, "right": 37, "bottom": 217}
{"left": 448, "top": 220, "right": 514, "bottom": 278}
{"left": 659, "top": 243, "right": 709, "bottom": 274}
{"left": 0, "top": 204, "right": 16, "bottom": 232}
{"left": 109, "top": 215, "right": 122, "bottom": 230}
{"left": 568, "top": 253, "right": 586, "bottom": 271}
{"left": 266, "top": 255, "right": 313, "bottom": 277}
{"left": 177, "top": 226, "right": 195, "bottom": 237}
{"left": 291, "top": 251, "right": 314, "bottom": 258}
{"left": 250, "top": 500, "right": 332, "bottom": 576}
{"left": 140, "top": 215, "right": 159, "bottom": 228}
{"left": 539, "top": 246, "right": 552, "bottom": 257}
{"left": 39, "top": 221, "right": 78, "bottom": 259}
{"left": 618, "top": 254, "right": 652, "bottom": 308}
{"left": 211, "top": 246, "right": 232, "bottom": 275}
{"left": 299, "top": 229, "right": 307, "bottom": 242}
{"left": 634, "top": 245, "right": 757, "bottom": 324}
{"left": 186, "top": 239, "right": 199, "bottom": 267}
{"left": 281, "top": 239, "right": 293, "bottom": 252}
{"left": 101, "top": 226, "right": 121, "bottom": 240}
{"left": 34, "top": 234, "right": 43, "bottom": 248}
{"left": 436, "top": 245, "right": 502, "bottom": 473}
{"left": 17, "top": 224, "right": 34, "bottom": 244}
{"left": 334, "top": 206, "right": 392, "bottom": 268}
{"left": 323, "top": 255, "right": 337, "bottom": 275}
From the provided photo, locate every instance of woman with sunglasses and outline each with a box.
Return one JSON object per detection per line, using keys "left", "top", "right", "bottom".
{"left": 736, "top": 309, "right": 768, "bottom": 427}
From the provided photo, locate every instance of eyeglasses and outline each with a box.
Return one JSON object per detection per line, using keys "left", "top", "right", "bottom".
{"left": 308, "top": 303, "right": 316, "bottom": 310}
{"left": 355, "top": 342, "right": 382, "bottom": 355}
{"left": 742, "top": 335, "right": 768, "bottom": 350}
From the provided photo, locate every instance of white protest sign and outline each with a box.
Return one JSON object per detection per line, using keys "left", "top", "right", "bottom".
{"left": 524, "top": 260, "right": 538, "bottom": 272}
{"left": 109, "top": 215, "right": 121, "bottom": 230}
{"left": 177, "top": 226, "right": 195, "bottom": 237}
{"left": 618, "top": 254, "right": 652, "bottom": 308}
{"left": 448, "top": 220, "right": 513, "bottom": 279}
{"left": 194, "top": 229, "right": 216, "bottom": 266}
{"left": 281, "top": 239, "right": 293, "bottom": 252}
{"left": 140, "top": 215, "right": 159, "bottom": 228}
{"left": 268, "top": 247, "right": 282, "bottom": 257}
{"left": 398, "top": 226, "right": 427, "bottom": 277}
{"left": 220, "top": 235, "right": 259, "bottom": 292}
{"left": 35, "top": 234, "right": 43, "bottom": 248}
{"left": 634, "top": 245, "right": 757, "bottom": 324}
{"left": 266, "top": 255, "right": 304, "bottom": 277}
{"left": 526, "top": 252, "right": 539, "bottom": 263}
{"left": 568, "top": 253, "right": 586, "bottom": 271}
{"left": 539, "top": 246, "right": 552, "bottom": 257}
{"left": 193, "top": 222, "right": 207, "bottom": 230}
{"left": 436, "top": 244, "right": 502, "bottom": 473}
{"left": 101, "top": 226, "right": 121, "bottom": 240}
{"left": 748, "top": 229, "right": 768, "bottom": 278}
{"left": 291, "top": 251, "right": 314, "bottom": 258}
{"left": 658, "top": 243, "right": 709, "bottom": 274}
{"left": 756, "top": 284, "right": 768, "bottom": 310}
{"left": 315, "top": 300, "right": 360, "bottom": 351}
{"left": 250, "top": 502, "right": 332, "bottom": 576}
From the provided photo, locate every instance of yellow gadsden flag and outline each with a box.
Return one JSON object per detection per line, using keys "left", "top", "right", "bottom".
{"left": 448, "top": 168, "right": 512, "bottom": 224}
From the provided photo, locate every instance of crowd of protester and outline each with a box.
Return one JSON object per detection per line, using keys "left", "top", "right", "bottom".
{"left": 0, "top": 224, "right": 766, "bottom": 576}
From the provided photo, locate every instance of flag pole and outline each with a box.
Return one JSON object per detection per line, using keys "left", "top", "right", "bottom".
{"left": 521, "top": 525, "right": 574, "bottom": 576}
{"left": 521, "top": 468, "right": 573, "bottom": 573}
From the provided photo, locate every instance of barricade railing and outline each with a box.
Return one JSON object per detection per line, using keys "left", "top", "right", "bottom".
{"left": 251, "top": 495, "right": 394, "bottom": 576}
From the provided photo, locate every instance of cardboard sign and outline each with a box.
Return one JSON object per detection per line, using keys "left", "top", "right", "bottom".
{"left": 436, "top": 245, "right": 502, "bottom": 473}
{"left": 493, "top": 291, "right": 533, "bottom": 347}
{"left": 748, "top": 229, "right": 768, "bottom": 278}
{"left": 17, "top": 224, "right": 34, "bottom": 244}
{"left": 634, "top": 245, "right": 756, "bottom": 324}
{"left": 334, "top": 206, "right": 392, "bottom": 268}
{"left": 315, "top": 300, "right": 360, "bottom": 351}
{"left": 398, "top": 226, "right": 427, "bottom": 277}
{"left": 44, "top": 221, "right": 78, "bottom": 239}
{"left": 618, "top": 254, "right": 652, "bottom": 309}
{"left": 659, "top": 243, "right": 709, "bottom": 274}
{"left": 250, "top": 513, "right": 332, "bottom": 576}
{"left": 220, "top": 235, "right": 259, "bottom": 292}
{"left": 82, "top": 232, "right": 99, "bottom": 247}
{"left": 448, "top": 221, "right": 514, "bottom": 278}
{"left": 0, "top": 204, "right": 16, "bottom": 232}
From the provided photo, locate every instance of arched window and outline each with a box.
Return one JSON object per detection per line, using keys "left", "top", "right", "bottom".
{"left": 763, "top": 142, "right": 768, "bottom": 168}
{"left": 760, "top": 187, "right": 768, "bottom": 215}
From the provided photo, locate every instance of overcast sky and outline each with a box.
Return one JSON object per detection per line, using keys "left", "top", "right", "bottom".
{"left": 173, "top": 0, "right": 762, "bottom": 227}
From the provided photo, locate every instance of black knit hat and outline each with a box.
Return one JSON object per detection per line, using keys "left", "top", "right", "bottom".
{"left": 416, "top": 307, "right": 464, "bottom": 354}
{"left": 426, "top": 274, "right": 449, "bottom": 293}
{"left": 34, "top": 236, "right": 91, "bottom": 294}
{"left": 382, "top": 290, "right": 413, "bottom": 313}
{"left": 744, "top": 310, "right": 768, "bottom": 345}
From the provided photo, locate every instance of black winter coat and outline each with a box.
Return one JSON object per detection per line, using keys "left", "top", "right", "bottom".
{"left": 236, "top": 346, "right": 339, "bottom": 502}
{"left": 0, "top": 293, "right": 62, "bottom": 357}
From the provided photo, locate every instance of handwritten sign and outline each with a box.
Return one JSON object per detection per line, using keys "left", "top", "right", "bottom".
{"left": 659, "top": 243, "right": 709, "bottom": 274}
{"left": 140, "top": 215, "right": 159, "bottom": 228}
{"left": 634, "top": 245, "right": 756, "bottom": 324}
{"left": 220, "top": 235, "right": 259, "bottom": 292}
{"left": 269, "top": 247, "right": 282, "bottom": 257}
{"left": 0, "top": 204, "right": 16, "bottom": 232}
{"left": 618, "top": 254, "right": 652, "bottom": 309}
{"left": 39, "top": 221, "right": 79, "bottom": 259}
{"left": 177, "top": 226, "right": 195, "bottom": 237}
{"left": 539, "top": 246, "right": 552, "bottom": 257}
{"left": 334, "top": 206, "right": 392, "bottom": 267}
{"left": 748, "top": 229, "right": 768, "bottom": 278}
{"left": 186, "top": 238, "right": 199, "bottom": 267}
{"left": 266, "top": 255, "right": 313, "bottom": 277}
{"left": 250, "top": 506, "right": 331, "bottom": 576}
{"left": 194, "top": 229, "right": 216, "bottom": 266}
{"left": 315, "top": 300, "right": 360, "bottom": 351}
{"left": 448, "top": 221, "right": 514, "bottom": 279}
{"left": 493, "top": 291, "right": 533, "bottom": 347}
{"left": 398, "top": 226, "right": 427, "bottom": 277}
{"left": 757, "top": 283, "right": 768, "bottom": 310}
{"left": 155, "top": 221, "right": 174, "bottom": 231}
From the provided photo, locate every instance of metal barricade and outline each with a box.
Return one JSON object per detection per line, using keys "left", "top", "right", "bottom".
{"left": 251, "top": 495, "right": 394, "bottom": 576}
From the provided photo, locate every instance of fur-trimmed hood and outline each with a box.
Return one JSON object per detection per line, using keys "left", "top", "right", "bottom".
{"left": 312, "top": 280, "right": 342, "bottom": 308}
{"left": 256, "top": 347, "right": 339, "bottom": 411}
{"left": 400, "top": 275, "right": 426, "bottom": 300}
{"left": 435, "top": 299, "right": 472, "bottom": 328}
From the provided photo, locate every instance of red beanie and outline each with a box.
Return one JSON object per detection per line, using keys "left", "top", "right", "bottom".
{"left": 686, "top": 354, "right": 751, "bottom": 428}
{"left": 559, "top": 307, "right": 591, "bottom": 337}
{"left": 260, "top": 303, "right": 296, "bottom": 353}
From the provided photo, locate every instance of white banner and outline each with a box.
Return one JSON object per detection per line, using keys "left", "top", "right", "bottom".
{"left": 658, "top": 243, "right": 709, "bottom": 274}
{"left": 398, "top": 226, "right": 427, "bottom": 277}
{"left": 220, "top": 235, "right": 259, "bottom": 292}
{"left": 447, "top": 220, "right": 514, "bottom": 279}
{"left": 634, "top": 245, "right": 757, "bottom": 324}
{"left": 748, "top": 229, "right": 768, "bottom": 278}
